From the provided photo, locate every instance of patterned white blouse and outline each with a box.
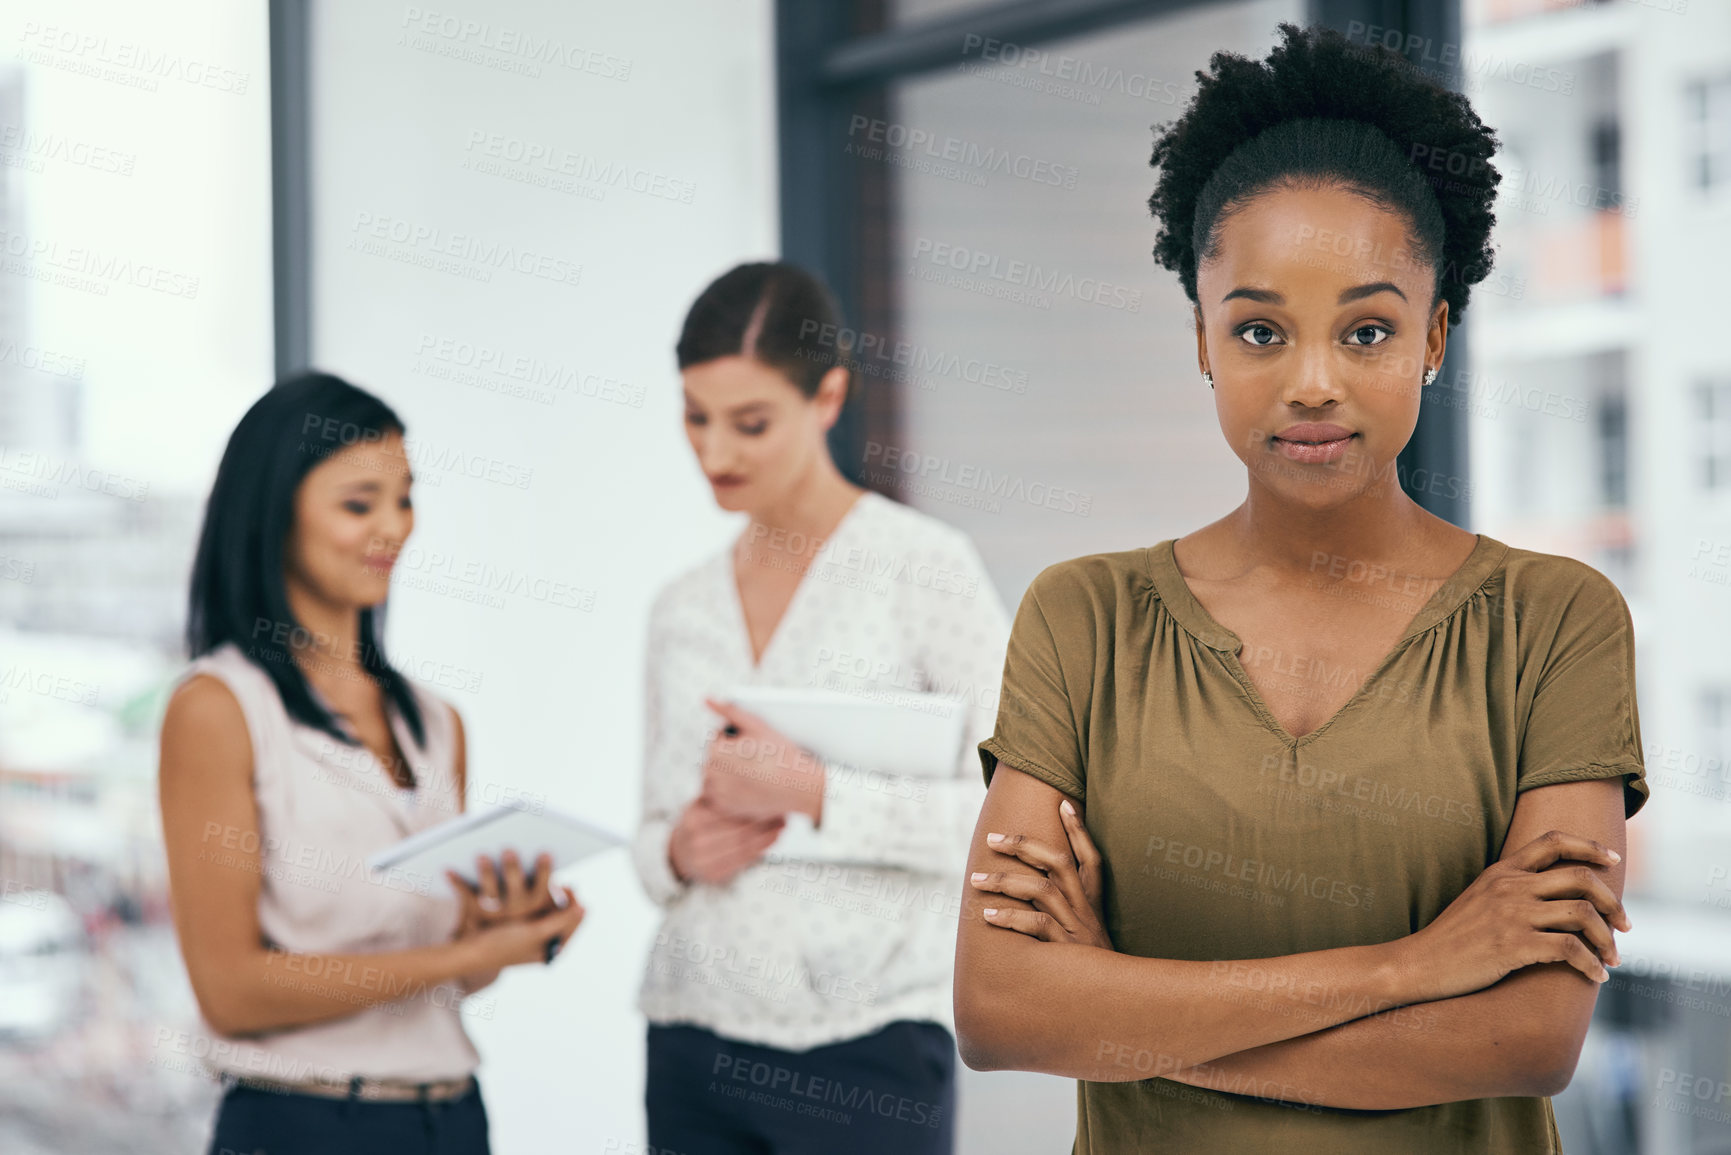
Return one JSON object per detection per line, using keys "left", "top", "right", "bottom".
{"left": 632, "top": 490, "right": 1011, "bottom": 1050}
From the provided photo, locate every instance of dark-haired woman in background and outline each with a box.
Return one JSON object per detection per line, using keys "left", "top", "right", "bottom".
{"left": 954, "top": 24, "right": 1646, "bottom": 1154}
{"left": 632, "top": 262, "right": 1011, "bottom": 1154}
{"left": 159, "top": 373, "right": 586, "bottom": 1155}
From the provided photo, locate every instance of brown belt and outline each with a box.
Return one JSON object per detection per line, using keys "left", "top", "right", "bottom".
{"left": 230, "top": 1072, "right": 476, "bottom": 1104}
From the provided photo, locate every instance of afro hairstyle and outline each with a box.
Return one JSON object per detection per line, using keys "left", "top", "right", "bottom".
{"left": 1147, "top": 21, "right": 1502, "bottom": 327}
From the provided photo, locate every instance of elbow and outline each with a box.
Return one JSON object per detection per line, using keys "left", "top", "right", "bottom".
{"left": 196, "top": 991, "right": 254, "bottom": 1040}
{"left": 1508, "top": 1017, "right": 1589, "bottom": 1099}
{"left": 954, "top": 974, "right": 1029, "bottom": 1073}
{"left": 955, "top": 989, "right": 1006, "bottom": 1071}
{"left": 1526, "top": 1039, "right": 1584, "bottom": 1099}
{"left": 1476, "top": 967, "right": 1597, "bottom": 1099}
{"left": 202, "top": 998, "right": 288, "bottom": 1040}
{"left": 190, "top": 967, "right": 273, "bottom": 1040}
{"left": 1519, "top": 1062, "right": 1575, "bottom": 1101}
{"left": 957, "top": 1037, "right": 1002, "bottom": 1073}
{"left": 1530, "top": 1068, "right": 1575, "bottom": 1100}
{"left": 954, "top": 1012, "right": 1007, "bottom": 1072}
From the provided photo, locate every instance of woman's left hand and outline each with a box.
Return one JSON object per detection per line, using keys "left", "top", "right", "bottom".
{"left": 448, "top": 851, "right": 558, "bottom": 932}
{"left": 971, "top": 798, "right": 1114, "bottom": 949}
{"left": 446, "top": 852, "right": 562, "bottom": 991}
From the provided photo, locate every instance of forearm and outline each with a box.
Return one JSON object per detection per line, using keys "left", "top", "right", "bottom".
{"left": 956, "top": 931, "right": 1417, "bottom": 1080}
{"left": 456, "top": 966, "right": 502, "bottom": 997}
{"left": 1163, "top": 962, "right": 1594, "bottom": 1108}
{"left": 199, "top": 937, "right": 484, "bottom": 1037}
{"left": 1164, "top": 781, "right": 1631, "bottom": 1110}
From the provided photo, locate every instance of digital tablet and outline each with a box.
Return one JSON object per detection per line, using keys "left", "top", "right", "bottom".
{"left": 366, "top": 803, "right": 628, "bottom": 891}
{"left": 722, "top": 685, "right": 969, "bottom": 779}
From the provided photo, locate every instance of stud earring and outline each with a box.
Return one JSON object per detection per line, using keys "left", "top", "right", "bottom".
{"left": 1202, "top": 370, "right": 1214, "bottom": 390}
{"left": 1423, "top": 367, "right": 1438, "bottom": 386}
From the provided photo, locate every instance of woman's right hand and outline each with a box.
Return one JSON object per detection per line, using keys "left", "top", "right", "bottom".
{"left": 668, "top": 796, "right": 785, "bottom": 886}
{"left": 1401, "top": 829, "right": 1629, "bottom": 1003}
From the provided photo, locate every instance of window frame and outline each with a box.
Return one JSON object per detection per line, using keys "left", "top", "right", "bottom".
{"left": 772, "top": 0, "right": 1471, "bottom": 521}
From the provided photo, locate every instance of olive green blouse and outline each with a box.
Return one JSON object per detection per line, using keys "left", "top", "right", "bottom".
{"left": 978, "top": 533, "right": 1648, "bottom": 1154}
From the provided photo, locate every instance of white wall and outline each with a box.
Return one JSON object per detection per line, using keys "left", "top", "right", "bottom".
{"left": 308, "top": 3, "right": 777, "bottom": 1150}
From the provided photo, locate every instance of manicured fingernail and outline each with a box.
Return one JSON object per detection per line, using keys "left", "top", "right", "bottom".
{"left": 1060, "top": 800, "right": 1076, "bottom": 817}
{"left": 982, "top": 908, "right": 999, "bottom": 918}
{"left": 970, "top": 872, "right": 988, "bottom": 882}
{"left": 1607, "top": 850, "right": 1621, "bottom": 863}
{"left": 986, "top": 833, "right": 1004, "bottom": 845}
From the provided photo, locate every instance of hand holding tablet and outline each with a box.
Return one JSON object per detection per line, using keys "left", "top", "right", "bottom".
{"left": 717, "top": 685, "right": 970, "bottom": 779}
{"left": 704, "top": 686, "right": 973, "bottom": 866}
{"left": 446, "top": 849, "right": 556, "bottom": 929}
{"left": 370, "top": 805, "right": 627, "bottom": 966}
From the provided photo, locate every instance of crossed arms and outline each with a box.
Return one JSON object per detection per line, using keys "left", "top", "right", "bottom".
{"left": 952, "top": 765, "right": 1627, "bottom": 1110}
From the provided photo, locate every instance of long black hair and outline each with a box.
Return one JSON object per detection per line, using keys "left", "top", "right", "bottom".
{"left": 1148, "top": 22, "right": 1502, "bottom": 327}
{"left": 186, "top": 371, "right": 425, "bottom": 749}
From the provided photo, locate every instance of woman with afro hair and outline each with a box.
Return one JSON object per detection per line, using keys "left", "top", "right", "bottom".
{"left": 952, "top": 22, "right": 1647, "bottom": 1154}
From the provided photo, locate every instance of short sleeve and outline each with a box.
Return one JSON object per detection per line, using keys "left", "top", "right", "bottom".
{"left": 977, "top": 569, "right": 1089, "bottom": 801}
{"left": 1516, "top": 570, "right": 1648, "bottom": 818}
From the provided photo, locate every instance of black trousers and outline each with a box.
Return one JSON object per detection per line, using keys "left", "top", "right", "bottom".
{"left": 646, "top": 1021, "right": 957, "bottom": 1155}
{"left": 206, "top": 1078, "right": 490, "bottom": 1155}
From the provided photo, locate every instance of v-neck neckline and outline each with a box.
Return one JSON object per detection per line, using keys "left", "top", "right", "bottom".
{"left": 305, "top": 676, "right": 420, "bottom": 797}
{"left": 1146, "top": 532, "right": 1507, "bottom": 746}
{"left": 373, "top": 708, "right": 418, "bottom": 793}
{"left": 727, "top": 490, "right": 875, "bottom": 672}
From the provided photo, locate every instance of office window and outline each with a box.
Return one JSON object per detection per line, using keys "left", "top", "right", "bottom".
{"left": 1687, "top": 74, "right": 1731, "bottom": 192}
{"left": 1509, "top": 415, "right": 1539, "bottom": 515}
{"left": 1590, "top": 116, "right": 1621, "bottom": 204}
{"left": 1701, "top": 686, "right": 1731, "bottom": 795}
{"left": 1598, "top": 389, "right": 1627, "bottom": 509}
{"left": 1695, "top": 379, "right": 1731, "bottom": 492}
{"left": 0, "top": 1, "right": 272, "bottom": 1148}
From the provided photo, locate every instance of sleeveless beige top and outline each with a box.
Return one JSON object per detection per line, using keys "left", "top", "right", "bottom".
{"left": 176, "top": 643, "right": 480, "bottom": 1083}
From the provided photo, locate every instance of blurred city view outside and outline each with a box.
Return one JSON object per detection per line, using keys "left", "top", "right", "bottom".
{"left": 0, "top": 1, "right": 270, "bottom": 1149}
{"left": 0, "top": 0, "right": 1727, "bottom": 1152}
{"left": 1459, "top": 1, "right": 1731, "bottom": 1150}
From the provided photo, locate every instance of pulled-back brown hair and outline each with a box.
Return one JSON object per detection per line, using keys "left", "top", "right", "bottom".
{"left": 676, "top": 261, "right": 848, "bottom": 399}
